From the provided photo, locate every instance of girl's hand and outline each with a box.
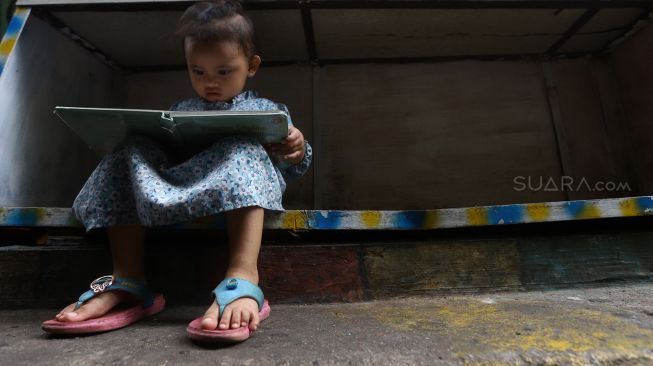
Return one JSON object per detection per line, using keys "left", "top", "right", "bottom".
{"left": 265, "top": 125, "right": 305, "bottom": 165}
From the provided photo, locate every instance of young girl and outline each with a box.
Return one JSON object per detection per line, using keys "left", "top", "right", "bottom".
{"left": 41, "top": 0, "right": 312, "bottom": 343}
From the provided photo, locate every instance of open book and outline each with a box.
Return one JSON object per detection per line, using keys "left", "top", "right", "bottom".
{"left": 54, "top": 107, "right": 289, "bottom": 157}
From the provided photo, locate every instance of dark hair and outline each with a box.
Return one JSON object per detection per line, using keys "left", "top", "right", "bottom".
{"left": 176, "top": 0, "right": 257, "bottom": 57}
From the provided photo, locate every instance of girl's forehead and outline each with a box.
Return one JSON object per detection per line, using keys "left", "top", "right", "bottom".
{"left": 184, "top": 39, "right": 249, "bottom": 65}
{"left": 185, "top": 38, "right": 241, "bottom": 56}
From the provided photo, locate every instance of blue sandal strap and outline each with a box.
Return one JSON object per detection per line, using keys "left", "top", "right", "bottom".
{"left": 212, "top": 277, "right": 264, "bottom": 318}
{"left": 75, "top": 275, "right": 154, "bottom": 310}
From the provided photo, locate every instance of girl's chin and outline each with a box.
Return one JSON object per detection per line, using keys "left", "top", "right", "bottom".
{"left": 204, "top": 94, "right": 232, "bottom": 103}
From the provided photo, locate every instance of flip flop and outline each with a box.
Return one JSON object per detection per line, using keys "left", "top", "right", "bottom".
{"left": 42, "top": 275, "right": 165, "bottom": 335}
{"left": 186, "top": 277, "right": 270, "bottom": 343}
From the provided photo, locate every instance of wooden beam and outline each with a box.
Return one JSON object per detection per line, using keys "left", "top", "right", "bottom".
{"left": 15, "top": 0, "right": 653, "bottom": 11}
{"left": 1, "top": 196, "right": 652, "bottom": 230}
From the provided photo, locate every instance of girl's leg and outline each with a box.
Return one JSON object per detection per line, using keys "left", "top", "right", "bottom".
{"left": 201, "top": 206, "right": 264, "bottom": 331}
{"left": 55, "top": 224, "right": 146, "bottom": 321}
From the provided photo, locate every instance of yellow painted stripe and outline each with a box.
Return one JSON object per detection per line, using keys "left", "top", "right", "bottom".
{"left": 577, "top": 203, "right": 601, "bottom": 219}
{"left": 361, "top": 211, "right": 381, "bottom": 228}
{"left": 0, "top": 38, "right": 16, "bottom": 56}
{"left": 526, "top": 203, "right": 550, "bottom": 221}
{"left": 422, "top": 211, "right": 439, "bottom": 229}
{"left": 282, "top": 211, "right": 307, "bottom": 231}
{"left": 466, "top": 207, "right": 488, "bottom": 225}
{"left": 619, "top": 198, "right": 641, "bottom": 217}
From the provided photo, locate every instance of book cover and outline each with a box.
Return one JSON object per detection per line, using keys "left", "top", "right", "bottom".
{"left": 54, "top": 107, "right": 289, "bottom": 157}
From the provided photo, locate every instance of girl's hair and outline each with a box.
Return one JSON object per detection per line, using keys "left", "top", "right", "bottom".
{"left": 176, "top": 0, "right": 257, "bottom": 57}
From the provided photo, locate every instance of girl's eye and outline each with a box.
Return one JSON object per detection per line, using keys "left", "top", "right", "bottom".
{"left": 218, "top": 69, "right": 231, "bottom": 76}
{"left": 192, "top": 69, "right": 204, "bottom": 76}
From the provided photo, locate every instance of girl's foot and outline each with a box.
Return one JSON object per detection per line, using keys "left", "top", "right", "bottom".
{"left": 200, "top": 270, "right": 261, "bottom": 331}
{"left": 54, "top": 290, "right": 138, "bottom": 322}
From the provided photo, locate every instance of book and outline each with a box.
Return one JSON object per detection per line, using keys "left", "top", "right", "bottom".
{"left": 53, "top": 107, "right": 290, "bottom": 157}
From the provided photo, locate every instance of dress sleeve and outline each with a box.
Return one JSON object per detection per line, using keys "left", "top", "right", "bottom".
{"left": 275, "top": 102, "right": 313, "bottom": 178}
{"left": 276, "top": 102, "right": 294, "bottom": 126}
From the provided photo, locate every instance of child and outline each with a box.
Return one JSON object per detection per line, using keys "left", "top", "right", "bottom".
{"left": 41, "top": 0, "right": 312, "bottom": 343}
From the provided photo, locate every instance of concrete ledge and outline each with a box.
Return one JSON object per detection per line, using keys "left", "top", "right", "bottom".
{"left": 2, "top": 283, "right": 653, "bottom": 365}
{"left": 1, "top": 196, "right": 653, "bottom": 230}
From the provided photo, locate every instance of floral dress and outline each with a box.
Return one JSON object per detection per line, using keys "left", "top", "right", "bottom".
{"left": 72, "top": 90, "right": 312, "bottom": 231}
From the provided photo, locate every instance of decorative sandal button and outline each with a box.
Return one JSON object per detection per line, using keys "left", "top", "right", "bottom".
{"left": 90, "top": 275, "right": 114, "bottom": 293}
{"left": 226, "top": 279, "right": 238, "bottom": 290}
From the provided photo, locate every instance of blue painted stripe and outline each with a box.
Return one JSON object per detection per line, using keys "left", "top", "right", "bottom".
{"left": 308, "top": 211, "right": 343, "bottom": 229}
{"left": 4, "top": 209, "right": 39, "bottom": 226}
{"left": 488, "top": 204, "right": 525, "bottom": 225}
{"left": 5, "top": 13, "right": 24, "bottom": 36}
{"left": 636, "top": 197, "right": 653, "bottom": 213}
{"left": 564, "top": 200, "right": 587, "bottom": 218}
{"left": 394, "top": 211, "right": 426, "bottom": 229}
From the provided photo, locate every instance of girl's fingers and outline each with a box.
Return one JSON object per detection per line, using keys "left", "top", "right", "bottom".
{"left": 284, "top": 151, "right": 302, "bottom": 161}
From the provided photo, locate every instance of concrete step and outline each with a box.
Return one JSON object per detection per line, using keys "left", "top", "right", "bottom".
{"left": 1, "top": 283, "right": 652, "bottom": 366}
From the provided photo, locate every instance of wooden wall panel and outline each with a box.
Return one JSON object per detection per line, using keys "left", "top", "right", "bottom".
{"left": 362, "top": 240, "right": 522, "bottom": 298}
{"left": 548, "top": 59, "right": 626, "bottom": 199}
{"left": 612, "top": 21, "right": 653, "bottom": 195}
{"left": 320, "top": 61, "right": 565, "bottom": 209}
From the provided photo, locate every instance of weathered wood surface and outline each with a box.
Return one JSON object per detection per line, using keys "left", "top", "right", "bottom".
{"left": 2, "top": 230, "right": 653, "bottom": 308}
{"left": 2, "top": 196, "right": 653, "bottom": 230}
{"left": 362, "top": 240, "right": 522, "bottom": 298}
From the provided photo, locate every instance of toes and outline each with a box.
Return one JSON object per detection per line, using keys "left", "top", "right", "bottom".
{"left": 230, "top": 309, "right": 241, "bottom": 329}
{"left": 218, "top": 308, "right": 232, "bottom": 330}
{"left": 55, "top": 303, "right": 77, "bottom": 321}
{"left": 200, "top": 302, "right": 220, "bottom": 330}
{"left": 65, "top": 297, "right": 108, "bottom": 321}
{"left": 250, "top": 312, "right": 260, "bottom": 331}
{"left": 57, "top": 293, "right": 118, "bottom": 322}
{"left": 241, "top": 311, "right": 250, "bottom": 328}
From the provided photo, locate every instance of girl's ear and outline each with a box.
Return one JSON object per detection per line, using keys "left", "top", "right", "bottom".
{"left": 248, "top": 55, "right": 262, "bottom": 77}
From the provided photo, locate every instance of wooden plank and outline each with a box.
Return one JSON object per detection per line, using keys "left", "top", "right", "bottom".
{"left": 542, "top": 61, "right": 574, "bottom": 200}
{"left": 2, "top": 196, "right": 653, "bottom": 230}
{"left": 518, "top": 232, "right": 653, "bottom": 288}
{"left": 258, "top": 245, "right": 364, "bottom": 303}
{"left": 312, "top": 66, "right": 326, "bottom": 208}
{"left": 16, "top": 0, "right": 653, "bottom": 9}
{"left": 590, "top": 58, "right": 635, "bottom": 189}
{"left": 0, "top": 244, "right": 112, "bottom": 308}
{"left": 146, "top": 243, "right": 365, "bottom": 304}
{"left": 362, "top": 240, "right": 522, "bottom": 298}
{"left": 3, "top": 230, "right": 653, "bottom": 308}
{"left": 549, "top": 59, "right": 626, "bottom": 199}
{"left": 0, "top": 242, "right": 364, "bottom": 307}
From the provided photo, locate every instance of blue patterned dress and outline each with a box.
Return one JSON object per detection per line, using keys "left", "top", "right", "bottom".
{"left": 72, "top": 90, "right": 312, "bottom": 231}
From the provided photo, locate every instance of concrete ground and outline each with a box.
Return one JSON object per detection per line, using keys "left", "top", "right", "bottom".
{"left": 1, "top": 283, "right": 653, "bottom": 366}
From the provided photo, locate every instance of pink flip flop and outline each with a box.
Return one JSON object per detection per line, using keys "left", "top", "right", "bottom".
{"left": 42, "top": 275, "right": 165, "bottom": 335}
{"left": 186, "top": 277, "right": 270, "bottom": 343}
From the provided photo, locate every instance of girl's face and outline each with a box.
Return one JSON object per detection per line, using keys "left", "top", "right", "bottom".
{"left": 184, "top": 38, "right": 261, "bottom": 103}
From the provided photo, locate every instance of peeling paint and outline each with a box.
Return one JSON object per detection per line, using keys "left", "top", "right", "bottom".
{"left": 0, "top": 7, "right": 30, "bottom": 77}
{"left": 2, "top": 196, "right": 653, "bottom": 230}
